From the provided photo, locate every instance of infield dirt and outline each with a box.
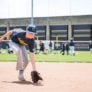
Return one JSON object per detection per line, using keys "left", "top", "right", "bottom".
{"left": 0, "top": 62, "right": 92, "bottom": 92}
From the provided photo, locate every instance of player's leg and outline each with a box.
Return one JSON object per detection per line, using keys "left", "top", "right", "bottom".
{"left": 18, "top": 46, "right": 29, "bottom": 81}
{"left": 72, "top": 46, "right": 75, "bottom": 56}
{"left": 69, "top": 46, "right": 72, "bottom": 55}
{"left": 9, "top": 42, "right": 26, "bottom": 81}
{"left": 71, "top": 46, "right": 73, "bottom": 56}
{"left": 21, "top": 46, "right": 29, "bottom": 69}
{"left": 90, "top": 48, "right": 92, "bottom": 53}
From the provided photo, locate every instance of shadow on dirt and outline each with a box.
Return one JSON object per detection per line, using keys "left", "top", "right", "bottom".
{"left": 2, "top": 81, "right": 43, "bottom": 86}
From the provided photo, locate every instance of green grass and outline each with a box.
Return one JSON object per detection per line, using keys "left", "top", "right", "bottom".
{"left": 35, "top": 51, "right": 92, "bottom": 62}
{"left": 0, "top": 50, "right": 92, "bottom": 63}
{"left": 0, "top": 50, "right": 16, "bottom": 61}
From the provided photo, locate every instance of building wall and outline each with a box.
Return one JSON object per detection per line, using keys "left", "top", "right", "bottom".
{"left": 0, "top": 15, "right": 92, "bottom": 40}
{"left": 0, "top": 15, "right": 92, "bottom": 50}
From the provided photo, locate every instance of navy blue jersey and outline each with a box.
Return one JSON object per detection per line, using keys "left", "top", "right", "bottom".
{"left": 89, "top": 43, "right": 92, "bottom": 48}
{"left": 10, "top": 30, "right": 35, "bottom": 52}
{"left": 69, "top": 41, "right": 75, "bottom": 46}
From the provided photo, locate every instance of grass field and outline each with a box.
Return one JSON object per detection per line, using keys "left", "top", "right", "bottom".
{"left": 0, "top": 49, "right": 92, "bottom": 62}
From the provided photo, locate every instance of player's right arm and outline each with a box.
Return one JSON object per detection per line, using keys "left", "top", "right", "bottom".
{"left": 0, "top": 31, "right": 12, "bottom": 42}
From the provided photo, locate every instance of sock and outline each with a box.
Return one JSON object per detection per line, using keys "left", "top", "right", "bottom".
{"left": 19, "top": 70, "right": 24, "bottom": 75}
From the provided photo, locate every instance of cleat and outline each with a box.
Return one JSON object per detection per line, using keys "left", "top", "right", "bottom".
{"left": 18, "top": 75, "right": 26, "bottom": 81}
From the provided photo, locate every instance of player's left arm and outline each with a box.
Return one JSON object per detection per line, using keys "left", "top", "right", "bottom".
{"left": 29, "top": 51, "right": 43, "bottom": 83}
{"left": 29, "top": 52, "right": 36, "bottom": 70}
{"left": 29, "top": 41, "right": 43, "bottom": 83}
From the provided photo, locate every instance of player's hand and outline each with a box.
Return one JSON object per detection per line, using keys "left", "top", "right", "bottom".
{"left": 31, "top": 71, "right": 43, "bottom": 83}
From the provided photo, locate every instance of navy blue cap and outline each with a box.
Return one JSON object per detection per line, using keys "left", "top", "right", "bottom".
{"left": 26, "top": 24, "right": 37, "bottom": 34}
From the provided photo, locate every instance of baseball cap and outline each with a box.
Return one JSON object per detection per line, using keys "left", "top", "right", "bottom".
{"left": 26, "top": 24, "right": 37, "bottom": 34}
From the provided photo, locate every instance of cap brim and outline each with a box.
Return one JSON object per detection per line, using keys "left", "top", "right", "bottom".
{"left": 28, "top": 31, "right": 38, "bottom": 34}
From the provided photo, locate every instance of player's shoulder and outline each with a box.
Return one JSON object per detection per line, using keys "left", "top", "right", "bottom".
{"left": 10, "top": 28, "right": 25, "bottom": 33}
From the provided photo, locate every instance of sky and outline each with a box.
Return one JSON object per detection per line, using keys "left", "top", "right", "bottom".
{"left": 0, "top": 0, "right": 92, "bottom": 19}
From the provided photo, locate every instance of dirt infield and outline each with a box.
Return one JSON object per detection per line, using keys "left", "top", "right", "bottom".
{"left": 0, "top": 62, "right": 92, "bottom": 92}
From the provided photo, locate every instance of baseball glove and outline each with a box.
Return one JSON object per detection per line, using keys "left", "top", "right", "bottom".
{"left": 31, "top": 71, "right": 43, "bottom": 83}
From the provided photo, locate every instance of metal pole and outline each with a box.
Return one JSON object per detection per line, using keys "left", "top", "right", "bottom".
{"left": 31, "top": 0, "right": 34, "bottom": 24}
{"left": 68, "top": 0, "right": 72, "bottom": 41}
{"left": 46, "top": 0, "right": 50, "bottom": 40}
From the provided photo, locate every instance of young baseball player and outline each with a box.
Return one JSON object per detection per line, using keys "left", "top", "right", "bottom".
{"left": 69, "top": 39, "right": 75, "bottom": 56}
{"left": 0, "top": 24, "right": 43, "bottom": 83}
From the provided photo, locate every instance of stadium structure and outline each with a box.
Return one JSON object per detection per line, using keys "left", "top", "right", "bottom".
{"left": 0, "top": 15, "right": 92, "bottom": 50}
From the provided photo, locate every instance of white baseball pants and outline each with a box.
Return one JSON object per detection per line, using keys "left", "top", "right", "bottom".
{"left": 9, "top": 41, "right": 29, "bottom": 70}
